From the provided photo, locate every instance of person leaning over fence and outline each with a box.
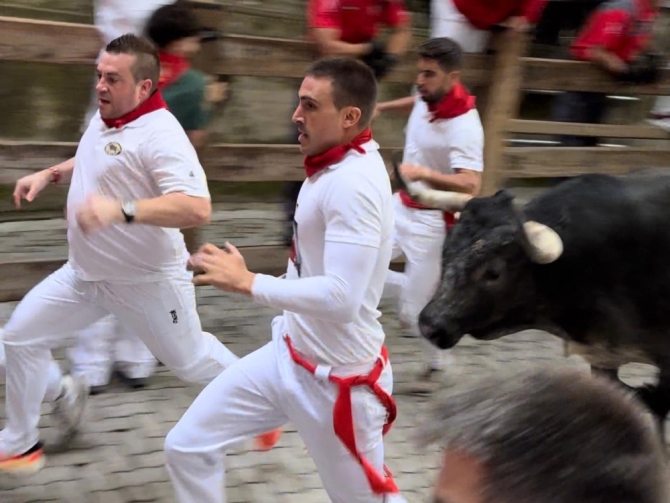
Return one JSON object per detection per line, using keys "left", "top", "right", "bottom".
{"left": 551, "top": 0, "right": 663, "bottom": 148}
{"left": 431, "top": 0, "right": 548, "bottom": 53}
{"left": 419, "top": 366, "right": 669, "bottom": 503}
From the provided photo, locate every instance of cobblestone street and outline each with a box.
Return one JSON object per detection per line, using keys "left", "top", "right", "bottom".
{"left": 0, "top": 202, "right": 660, "bottom": 503}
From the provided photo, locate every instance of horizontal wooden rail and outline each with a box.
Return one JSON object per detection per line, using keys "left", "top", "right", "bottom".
{"left": 0, "top": 141, "right": 401, "bottom": 185}
{"left": 500, "top": 147, "right": 670, "bottom": 178}
{"left": 3, "top": 141, "right": 670, "bottom": 186}
{"left": 2, "top": 16, "right": 669, "bottom": 94}
{"left": 0, "top": 248, "right": 407, "bottom": 302}
{"left": 508, "top": 119, "right": 670, "bottom": 139}
{"left": 0, "top": 247, "right": 290, "bottom": 302}
{"left": 0, "top": 16, "right": 451, "bottom": 85}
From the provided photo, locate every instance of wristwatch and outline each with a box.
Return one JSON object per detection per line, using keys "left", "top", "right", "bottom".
{"left": 121, "top": 200, "right": 136, "bottom": 223}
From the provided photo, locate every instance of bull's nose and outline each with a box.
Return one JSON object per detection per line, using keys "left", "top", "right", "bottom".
{"left": 418, "top": 313, "right": 440, "bottom": 340}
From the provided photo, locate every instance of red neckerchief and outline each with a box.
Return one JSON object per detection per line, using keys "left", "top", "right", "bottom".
{"left": 101, "top": 90, "right": 168, "bottom": 129}
{"left": 427, "top": 82, "right": 476, "bottom": 122}
{"left": 303, "top": 128, "right": 372, "bottom": 178}
{"left": 158, "top": 51, "right": 191, "bottom": 90}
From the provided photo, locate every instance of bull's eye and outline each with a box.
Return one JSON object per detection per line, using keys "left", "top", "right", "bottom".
{"left": 483, "top": 269, "right": 501, "bottom": 282}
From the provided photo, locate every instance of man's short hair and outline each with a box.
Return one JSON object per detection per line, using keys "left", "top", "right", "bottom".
{"left": 146, "top": 3, "right": 201, "bottom": 49}
{"left": 306, "top": 57, "right": 377, "bottom": 129}
{"left": 416, "top": 366, "right": 669, "bottom": 503}
{"left": 105, "top": 34, "right": 161, "bottom": 93}
{"left": 418, "top": 37, "right": 463, "bottom": 73}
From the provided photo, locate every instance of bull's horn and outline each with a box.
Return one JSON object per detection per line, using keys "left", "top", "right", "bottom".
{"left": 523, "top": 221, "right": 563, "bottom": 264}
{"left": 391, "top": 150, "right": 472, "bottom": 212}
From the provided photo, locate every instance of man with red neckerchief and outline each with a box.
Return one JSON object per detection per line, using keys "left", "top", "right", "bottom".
{"left": 279, "top": 0, "right": 413, "bottom": 247}
{"left": 375, "top": 37, "right": 484, "bottom": 381}
{"left": 0, "top": 34, "right": 278, "bottom": 474}
{"left": 165, "top": 57, "right": 406, "bottom": 503}
{"left": 67, "top": 0, "right": 230, "bottom": 395}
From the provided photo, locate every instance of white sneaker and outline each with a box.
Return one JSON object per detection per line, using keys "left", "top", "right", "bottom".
{"left": 51, "top": 375, "right": 89, "bottom": 439}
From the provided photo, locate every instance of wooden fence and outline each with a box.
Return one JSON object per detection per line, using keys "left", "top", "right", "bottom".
{"left": 0, "top": 3, "right": 669, "bottom": 301}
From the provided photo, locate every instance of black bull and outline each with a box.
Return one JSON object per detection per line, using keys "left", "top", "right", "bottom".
{"left": 393, "top": 157, "right": 670, "bottom": 434}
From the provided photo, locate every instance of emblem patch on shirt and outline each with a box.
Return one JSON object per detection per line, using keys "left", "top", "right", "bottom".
{"left": 104, "top": 142, "right": 122, "bottom": 156}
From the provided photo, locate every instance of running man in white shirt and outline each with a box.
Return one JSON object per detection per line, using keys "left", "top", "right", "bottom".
{"left": 164, "top": 57, "right": 405, "bottom": 503}
{"left": 0, "top": 34, "right": 276, "bottom": 473}
{"left": 376, "top": 37, "right": 484, "bottom": 378}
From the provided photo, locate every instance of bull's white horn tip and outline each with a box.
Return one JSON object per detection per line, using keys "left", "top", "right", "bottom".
{"left": 523, "top": 221, "right": 563, "bottom": 264}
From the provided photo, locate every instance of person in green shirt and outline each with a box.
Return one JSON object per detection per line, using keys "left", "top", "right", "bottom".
{"left": 147, "top": 2, "right": 226, "bottom": 148}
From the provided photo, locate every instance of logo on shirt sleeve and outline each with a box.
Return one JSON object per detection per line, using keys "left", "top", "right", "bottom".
{"left": 104, "top": 142, "right": 122, "bottom": 156}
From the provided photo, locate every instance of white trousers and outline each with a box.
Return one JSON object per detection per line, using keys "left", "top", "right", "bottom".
{"left": 0, "top": 331, "right": 63, "bottom": 402}
{"left": 165, "top": 315, "right": 400, "bottom": 503}
{"left": 384, "top": 194, "right": 449, "bottom": 368}
{"left": 67, "top": 314, "right": 158, "bottom": 387}
{"left": 430, "top": 0, "right": 490, "bottom": 53}
{"left": 1, "top": 262, "right": 238, "bottom": 454}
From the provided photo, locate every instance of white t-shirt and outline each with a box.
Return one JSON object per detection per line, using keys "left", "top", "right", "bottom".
{"left": 94, "top": 0, "right": 173, "bottom": 45}
{"left": 67, "top": 108, "right": 210, "bottom": 283}
{"left": 403, "top": 97, "right": 484, "bottom": 176}
{"left": 252, "top": 140, "right": 394, "bottom": 366}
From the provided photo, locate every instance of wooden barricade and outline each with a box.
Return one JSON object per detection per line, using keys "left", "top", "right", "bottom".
{"left": 0, "top": 11, "right": 669, "bottom": 301}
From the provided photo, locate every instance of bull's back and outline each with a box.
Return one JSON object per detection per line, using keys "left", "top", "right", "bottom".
{"left": 524, "top": 173, "right": 670, "bottom": 354}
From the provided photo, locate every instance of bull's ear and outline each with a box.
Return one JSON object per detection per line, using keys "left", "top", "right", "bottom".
{"left": 522, "top": 221, "right": 563, "bottom": 264}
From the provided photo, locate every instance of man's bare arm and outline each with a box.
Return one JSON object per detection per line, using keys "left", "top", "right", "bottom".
{"left": 377, "top": 96, "right": 417, "bottom": 116}
{"left": 385, "top": 13, "right": 412, "bottom": 56}
{"left": 586, "top": 46, "right": 627, "bottom": 74}
{"left": 421, "top": 168, "right": 482, "bottom": 195}
{"left": 134, "top": 193, "right": 211, "bottom": 228}
{"left": 48, "top": 157, "right": 76, "bottom": 184}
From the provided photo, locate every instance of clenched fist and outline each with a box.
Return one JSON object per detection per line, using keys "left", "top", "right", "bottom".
{"left": 75, "top": 195, "right": 124, "bottom": 234}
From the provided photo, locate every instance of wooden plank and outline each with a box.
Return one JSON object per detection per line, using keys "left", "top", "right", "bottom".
{"left": 480, "top": 31, "right": 529, "bottom": 196}
{"left": 0, "top": 141, "right": 400, "bottom": 185}
{"left": 523, "top": 58, "right": 670, "bottom": 95}
{"left": 0, "top": 247, "right": 406, "bottom": 302}
{"left": 0, "top": 141, "right": 78, "bottom": 185}
{"left": 4, "top": 16, "right": 668, "bottom": 93}
{"left": 500, "top": 147, "right": 670, "bottom": 178}
{"left": 508, "top": 119, "right": 670, "bottom": 139}
{"left": 0, "top": 16, "right": 464, "bottom": 85}
{"left": 0, "top": 16, "right": 100, "bottom": 65}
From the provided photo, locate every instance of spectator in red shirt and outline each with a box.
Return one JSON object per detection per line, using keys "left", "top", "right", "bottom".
{"left": 280, "top": 0, "right": 413, "bottom": 247}
{"left": 309, "top": 0, "right": 412, "bottom": 79}
{"left": 431, "top": 0, "right": 548, "bottom": 53}
{"left": 552, "top": 0, "right": 661, "bottom": 146}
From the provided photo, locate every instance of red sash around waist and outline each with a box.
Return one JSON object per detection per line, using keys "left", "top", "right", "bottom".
{"left": 284, "top": 335, "right": 399, "bottom": 494}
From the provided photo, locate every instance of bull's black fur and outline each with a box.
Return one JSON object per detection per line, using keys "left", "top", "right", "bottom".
{"left": 418, "top": 172, "right": 670, "bottom": 435}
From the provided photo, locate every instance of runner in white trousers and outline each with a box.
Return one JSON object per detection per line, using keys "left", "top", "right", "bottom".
{"left": 164, "top": 57, "right": 406, "bottom": 503}
{"left": 375, "top": 37, "right": 483, "bottom": 378}
{"left": 70, "top": 0, "right": 174, "bottom": 392}
{"left": 0, "top": 34, "right": 277, "bottom": 474}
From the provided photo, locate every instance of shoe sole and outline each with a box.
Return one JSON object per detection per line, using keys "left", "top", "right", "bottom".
{"left": 0, "top": 455, "right": 46, "bottom": 476}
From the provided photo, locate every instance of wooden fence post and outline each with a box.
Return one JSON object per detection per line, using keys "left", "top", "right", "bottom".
{"left": 480, "top": 30, "right": 529, "bottom": 196}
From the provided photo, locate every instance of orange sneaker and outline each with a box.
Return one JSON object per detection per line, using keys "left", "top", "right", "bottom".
{"left": 0, "top": 442, "right": 45, "bottom": 475}
{"left": 253, "top": 427, "right": 283, "bottom": 451}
